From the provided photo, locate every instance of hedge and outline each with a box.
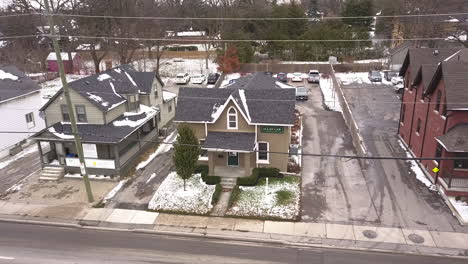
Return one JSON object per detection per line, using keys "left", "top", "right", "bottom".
{"left": 237, "top": 167, "right": 281, "bottom": 186}
{"left": 211, "top": 184, "right": 222, "bottom": 205}
{"left": 196, "top": 164, "right": 221, "bottom": 185}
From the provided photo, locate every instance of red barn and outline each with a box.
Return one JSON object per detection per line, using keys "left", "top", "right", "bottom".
{"left": 46, "top": 52, "right": 82, "bottom": 74}
{"left": 398, "top": 48, "right": 468, "bottom": 196}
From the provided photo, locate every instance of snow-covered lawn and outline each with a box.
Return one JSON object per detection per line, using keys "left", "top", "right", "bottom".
{"left": 319, "top": 76, "right": 342, "bottom": 112}
{"left": 448, "top": 197, "right": 468, "bottom": 223}
{"left": 335, "top": 72, "right": 393, "bottom": 86}
{"left": 397, "top": 140, "right": 435, "bottom": 189}
{"left": 226, "top": 176, "right": 301, "bottom": 220}
{"left": 148, "top": 172, "right": 216, "bottom": 214}
{"left": 132, "top": 58, "right": 219, "bottom": 78}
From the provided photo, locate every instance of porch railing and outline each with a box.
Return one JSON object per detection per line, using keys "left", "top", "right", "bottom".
{"left": 65, "top": 157, "right": 116, "bottom": 170}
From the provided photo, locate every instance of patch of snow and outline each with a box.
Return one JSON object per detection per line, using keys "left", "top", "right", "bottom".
{"left": 103, "top": 179, "right": 128, "bottom": 203}
{"left": 210, "top": 103, "right": 223, "bottom": 120}
{"left": 97, "top": 73, "right": 112, "bottom": 81}
{"left": 108, "top": 101, "right": 126, "bottom": 111}
{"left": 114, "top": 104, "right": 157, "bottom": 127}
{"left": 279, "top": 61, "right": 331, "bottom": 64}
{"left": 319, "top": 76, "right": 342, "bottom": 112}
{"left": 136, "top": 131, "right": 177, "bottom": 171}
{"left": 86, "top": 92, "right": 103, "bottom": 103}
{"left": 445, "top": 18, "right": 460, "bottom": 22}
{"left": 448, "top": 197, "right": 468, "bottom": 223}
{"left": 238, "top": 90, "right": 251, "bottom": 121}
{"left": 335, "top": 72, "right": 375, "bottom": 85}
{"left": 148, "top": 172, "right": 215, "bottom": 214}
{"left": 49, "top": 159, "right": 60, "bottom": 165}
{"left": 220, "top": 73, "right": 241, "bottom": 87}
{"left": 276, "top": 81, "right": 295, "bottom": 89}
{"left": 64, "top": 173, "right": 113, "bottom": 180}
{"left": 40, "top": 74, "right": 87, "bottom": 105}
{"left": 48, "top": 126, "right": 74, "bottom": 139}
{"left": 108, "top": 82, "right": 123, "bottom": 98}
{"left": 163, "top": 91, "right": 177, "bottom": 102}
{"left": 0, "top": 69, "right": 19, "bottom": 81}
{"left": 0, "top": 144, "right": 39, "bottom": 170}
{"left": 46, "top": 52, "right": 77, "bottom": 61}
{"left": 226, "top": 177, "right": 301, "bottom": 220}
{"left": 146, "top": 173, "right": 157, "bottom": 184}
{"left": 397, "top": 140, "right": 434, "bottom": 188}
{"left": 124, "top": 72, "right": 137, "bottom": 87}
{"left": 114, "top": 68, "right": 122, "bottom": 73}
{"left": 207, "top": 85, "right": 214, "bottom": 88}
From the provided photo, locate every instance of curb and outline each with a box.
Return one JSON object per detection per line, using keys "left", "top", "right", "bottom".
{"left": 1, "top": 215, "right": 467, "bottom": 259}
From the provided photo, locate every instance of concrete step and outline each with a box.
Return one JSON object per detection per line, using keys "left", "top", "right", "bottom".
{"left": 40, "top": 166, "right": 64, "bottom": 181}
{"left": 44, "top": 166, "right": 64, "bottom": 172}
{"left": 220, "top": 177, "right": 237, "bottom": 189}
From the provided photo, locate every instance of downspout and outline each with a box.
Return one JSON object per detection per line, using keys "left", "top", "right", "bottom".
{"left": 408, "top": 83, "right": 417, "bottom": 147}
{"left": 419, "top": 95, "right": 431, "bottom": 159}
{"left": 434, "top": 111, "right": 451, "bottom": 185}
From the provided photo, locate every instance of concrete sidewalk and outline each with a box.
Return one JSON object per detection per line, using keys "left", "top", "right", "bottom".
{"left": 0, "top": 201, "right": 467, "bottom": 258}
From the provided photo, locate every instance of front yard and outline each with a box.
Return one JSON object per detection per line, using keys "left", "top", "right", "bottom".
{"left": 226, "top": 176, "right": 301, "bottom": 220}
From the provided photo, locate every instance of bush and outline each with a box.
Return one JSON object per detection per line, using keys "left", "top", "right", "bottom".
{"left": 211, "top": 184, "right": 222, "bottom": 205}
{"left": 228, "top": 185, "right": 241, "bottom": 208}
{"left": 259, "top": 167, "right": 280, "bottom": 178}
{"left": 196, "top": 165, "right": 221, "bottom": 185}
{"left": 195, "top": 164, "right": 209, "bottom": 174}
{"left": 237, "top": 167, "right": 281, "bottom": 186}
{"left": 276, "top": 189, "right": 294, "bottom": 206}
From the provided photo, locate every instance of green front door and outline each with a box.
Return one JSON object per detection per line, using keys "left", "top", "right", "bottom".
{"left": 228, "top": 152, "right": 239, "bottom": 166}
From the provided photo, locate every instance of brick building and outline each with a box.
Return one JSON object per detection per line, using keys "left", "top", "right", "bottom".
{"left": 399, "top": 48, "right": 468, "bottom": 196}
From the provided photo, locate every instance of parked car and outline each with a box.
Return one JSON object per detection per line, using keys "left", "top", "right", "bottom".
{"left": 368, "top": 70, "right": 382, "bottom": 82}
{"left": 394, "top": 83, "right": 404, "bottom": 93}
{"left": 295, "top": 86, "right": 308, "bottom": 100}
{"left": 307, "top": 70, "right": 320, "bottom": 83}
{"left": 276, "top": 72, "right": 288, "bottom": 83}
{"left": 175, "top": 73, "right": 190, "bottom": 84}
{"left": 291, "top": 72, "right": 303, "bottom": 82}
{"left": 391, "top": 76, "right": 403, "bottom": 85}
{"left": 191, "top": 74, "right": 206, "bottom": 84}
{"left": 207, "top": 73, "right": 220, "bottom": 84}
{"left": 383, "top": 70, "right": 399, "bottom": 82}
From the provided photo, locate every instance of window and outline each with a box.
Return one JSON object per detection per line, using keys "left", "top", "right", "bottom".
{"left": 75, "top": 105, "right": 87, "bottom": 122}
{"left": 61, "top": 104, "right": 70, "bottom": 122}
{"left": 257, "top": 142, "right": 269, "bottom": 162}
{"left": 435, "top": 143, "right": 443, "bottom": 159}
{"left": 416, "top": 118, "right": 421, "bottom": 134}
{"left": 435, "top": 91, "right": 442, "bottom": 112}
{"left": 227, "top": 107, "right": 237, "bottom": 129}
{"left": 401, "top": 104, "right": 406, "bottom": 123}
{"left": 168, "top": 101, "right": 172, "bottom": 112}
{"left": 127, "top": 94, "right": 139, "bottom": 112}
{"left": 154, "top": 87, "right": 159, "bottom": 98}
{"left": 454, "top": 154, "right": 468, "bottom": 169}
{"left": 199, "top": 140, "right": 208, "bottom": 159}
{"left": 25, "top": 112, "right": 35, "bottom": 128}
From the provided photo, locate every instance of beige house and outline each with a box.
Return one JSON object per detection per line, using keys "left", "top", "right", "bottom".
{"left": 32, "top": 65, "right": 176, "bottom": 179}
{"left": 175, "top": 73, "right": 296, "bottom": 177}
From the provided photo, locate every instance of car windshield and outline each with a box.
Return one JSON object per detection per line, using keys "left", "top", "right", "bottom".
{"left": 309, "top": 73, "right": 319, "bottom": 76}
{"left": 294, "top": 73, "right": 301, "bottom": 76}
{"left": 297, "top": 87, "right": 307, "bottom": 93}
{"left": 278, "top": 73, "right": 286, "bottom": 77}
{"left": 371, "top": 72, "right": 380, "bottom": 77}
{"left": 176, "top": 74, "right": 184, "bottom": 78}
{"left": 193, "top": 75, "right": 202, "bottom": 78}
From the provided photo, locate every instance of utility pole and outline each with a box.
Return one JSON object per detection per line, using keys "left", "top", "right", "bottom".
{"left": 44, "top": 0, "right": 94, "bottom": 202}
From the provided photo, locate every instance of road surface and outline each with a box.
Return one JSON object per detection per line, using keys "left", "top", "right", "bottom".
{"left": 0, "top": 222, "right": 466, "bottom": 264}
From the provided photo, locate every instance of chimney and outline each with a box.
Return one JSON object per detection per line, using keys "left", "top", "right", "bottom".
{"left": 433, "top": 49, "right": 439, "bottom": 56}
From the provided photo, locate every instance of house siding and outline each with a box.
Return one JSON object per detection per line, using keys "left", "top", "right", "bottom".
{"left": 160, "top": 99, "right": 176, "bottom": 128}
{"left": 44, "top": 89, "right": 104, "bottom": 126}
{"left": 207, "top": 101, "right": 254, "bottom": 133}
{"left": 257, "top": 126, "right": 290, "bottom": 172}
{"left": 399, "top": 68, "right": 416, "bottom": 146}
{"left": 408, "top": 84, "right": 430, "bottom": 158}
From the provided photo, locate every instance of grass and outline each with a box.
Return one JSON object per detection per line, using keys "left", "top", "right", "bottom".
{"left": 276, "top": 189, "right": 294, "bottom": 206}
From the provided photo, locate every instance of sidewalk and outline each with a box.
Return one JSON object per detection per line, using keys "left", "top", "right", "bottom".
{"left": 0, "top": 201, "right": 467, "bottom": 258}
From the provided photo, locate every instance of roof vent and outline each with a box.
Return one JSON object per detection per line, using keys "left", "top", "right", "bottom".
{"left": 85, "top": 81, "right": 90, "bottom": 85}
{"left": 433, "top": 49, "right": 439, "bottom": 56}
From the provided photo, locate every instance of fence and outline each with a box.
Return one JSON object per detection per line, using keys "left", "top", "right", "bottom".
{"left": 239, "top": 62, "right": 384, "bottom": 74}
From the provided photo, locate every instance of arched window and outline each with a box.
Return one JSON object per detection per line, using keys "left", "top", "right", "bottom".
{"left": 227, "top": 107, "right": 237, "bottom": 129}
{"left": 435, "top": 91, "right": 442, "bottom": 112}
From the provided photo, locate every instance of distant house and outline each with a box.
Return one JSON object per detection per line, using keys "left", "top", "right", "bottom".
{"left": 0, "top": 66, "right": 45, "bottom": 159}
{"left": 175, "top": 73, "right": 295, "bottom": 181}
{"left": 46, "top": 52, "right": 82, "bottom": 74}
{"left": 32, "top": 65, "right": 176, "bottom": 179}
{"left": 399, "top": 48, "right": 468, "bottom": 196}
{"left": 385, "top": 41, "right": 413, "bottom": 71}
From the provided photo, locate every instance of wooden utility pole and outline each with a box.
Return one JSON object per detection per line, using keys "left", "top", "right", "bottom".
{"left": 44, "top": 0, "right": 94, "bottom": 202}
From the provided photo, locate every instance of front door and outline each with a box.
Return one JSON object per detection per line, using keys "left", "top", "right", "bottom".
{"left": 227, "top": 152, "right": 239, "bottom": 166}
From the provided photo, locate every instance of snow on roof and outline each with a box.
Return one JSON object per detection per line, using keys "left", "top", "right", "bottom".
{"left": 177, "top": 31, "right": 206, "bottom": 37}
{"left": 275, "top": 81, "right": 294, "bottom": 89}
{"left": 238, "top": 89, "right": 251, "bottom": 121}
{"left": 0, "top": 69, "right": 19, "bottom": 81}
{"left": 48, "top": 126, "right": 74, "bottom": 139}
{"left": 445, "top": 18, "right": 460, "bottom": 22}
{"left": 163, "top": 91, "right": 177, "bottom": 102}
{"left": 97, "top": 73, "right": 112, "bottom": 81}
{"left": 124, "top": 71, "right": 137, "bottom": 87}
{"left": 113, "top": 104, "right": 157, "bottom": 127}
{"left": 76, "top": 44, "right": 101, "bottom": 51}
{"left": 47, "top": 52, "right": 77, "bottom": 61}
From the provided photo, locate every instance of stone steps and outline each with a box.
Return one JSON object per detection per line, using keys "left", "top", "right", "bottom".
{"left": 220, "top": 177, "right": 237, "bottom": 189}
{"left": 39, "top": 166, "right": 64, "bottom": 181}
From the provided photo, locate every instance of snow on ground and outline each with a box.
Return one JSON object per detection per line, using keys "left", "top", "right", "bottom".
{"left": 40, "top": 74, "right": 87, "bottom": 105}
{"left": 335, "top": 72, "right": 374, "bottom": 85}
{"left": 103, "top": 179, "right": 128, "bottom": 204}
{"left": 319, "top": 76, "right": 342, "bottom": 112}
{"left": 148, "top": 172, "right": 215, "bottom": 214}
{"left": 220, "top": 73, "right": 241, "bottom": 87}
{"left": 226, "top": 177, "right": 301, "bottom": 220}
{"left": 64, "top": 173, "right": 113, "bottom": 180}
{"left": 448, "top": 197, "right": 468, "bottom": 223}
{"left": 131, "top": 58, "right": 219, "bottom": 78}
{"left": 0, "top": 144, "right": 39, "bottom": 170}
{"left": 279, "top": 61, "right": 333, "bottom": 64}
{"left": 397, "top": 140, "right": 434, "bottom": 188}
{"left": 135, "top": 130, "right": 177, "bottom": 171}
{"left": 146, "top": 173, "right": 157, "bottom": 184}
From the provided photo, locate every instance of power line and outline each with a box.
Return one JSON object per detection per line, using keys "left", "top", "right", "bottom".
{"left": 0, "top": 130, "right": 467, "bottom": 161}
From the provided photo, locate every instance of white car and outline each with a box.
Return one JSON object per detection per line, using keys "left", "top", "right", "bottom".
{"left": 191, "top": 74, "right": 206, "bottom": 84}
{"left": 175, "top": 73, "right": 190, "bottom": 84}
{"left": 291, "top": 72, "right": 303, "bottom": 82}
{"left": 391, "top": 76, "right": 403, "bottom": 85}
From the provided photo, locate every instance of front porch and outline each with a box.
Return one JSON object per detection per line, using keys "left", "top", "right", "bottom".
{"left": 208, "top": 151, "right": 254, "bottom": 177}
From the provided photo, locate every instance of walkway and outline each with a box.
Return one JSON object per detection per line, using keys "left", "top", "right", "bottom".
{"left": 210, "top": 190, "right": 232, "bottom": 216}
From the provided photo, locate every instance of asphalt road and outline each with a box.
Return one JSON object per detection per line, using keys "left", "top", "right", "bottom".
{"left": 0, "top": 222, "right": 466, "bottom": 264}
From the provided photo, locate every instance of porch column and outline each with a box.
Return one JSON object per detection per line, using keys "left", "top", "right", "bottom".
{"left": 37, "top": 141, "right": 44, "bottom": 168}
{"left": 208, "top": 151, "right": 215, "bottom": 175}
{"left": 113, "top": 145, "right": 120, "bottom": 169}
{"left": 244, "top": 152, "right": 251, "bottom": 176}
{"left": 136, "top": 129, "right": 142, "bottom": 149}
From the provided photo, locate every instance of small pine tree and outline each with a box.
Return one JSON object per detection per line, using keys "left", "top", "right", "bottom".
{"left": 217, "top": 45, "right": 241, "bottom": 74}
{"left": 173, "top": 124, "right": 200, "bottom": 191}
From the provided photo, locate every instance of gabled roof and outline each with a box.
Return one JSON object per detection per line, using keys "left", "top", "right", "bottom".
{"left": 413, "top": 64, "right": 438, "bottom": 89}
{"left": 175, "top": 87, "right": 295, "bottom": 125}
{"left": 436, "top": 123, "right": 468, "bottom": 152}
{"left": 399, "top": 48, "right": 461, "bottom": 79}
{"left": 224, "top": 72, "right": 278, "bottom": 90}
{"left": 425, "top": 61, "right": 468, "bottom": 110}
{"left": 0, "top": 66, "right": 41, "bottom": 103}
{"left": 40, "top": 65, "right": 160, "bottom": 112}
{"left": 386, "top": 41, "right": 413, "bottom": 56}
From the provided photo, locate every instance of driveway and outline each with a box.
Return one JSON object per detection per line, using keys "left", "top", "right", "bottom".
{"left": 341, "top": 80, "right": 468, "bottom": 232}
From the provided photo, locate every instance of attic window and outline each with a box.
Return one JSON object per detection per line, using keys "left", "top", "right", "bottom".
{"left": 227, "top": 107, "right": 238, "bottom": 129}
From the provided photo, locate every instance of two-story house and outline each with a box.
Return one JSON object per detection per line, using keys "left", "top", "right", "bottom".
{"left": 0, "top": 66, "right": 45, "bottom": 159}
{"left": 399, "top": 48, "right": 468, "bottom": 196}
{"left": 32, "top": 65, "right": 176, "bottom": 179}
{"left": 175, "top": 73, "right": 295, "bottom": 179}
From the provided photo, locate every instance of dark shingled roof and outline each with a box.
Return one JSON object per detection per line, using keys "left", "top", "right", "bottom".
{"left": 175, "top": 87, "right": 296, "bottom": 125}
{"left": 0, "top": 66, "right": 41, "bottom": 103}
{"left": 32, "top": 106, "right": 159, "bottom": 143}
{"left": 40, "top": 64, "right": 161, "bottom": 112}
{"left": 413, "top": 64, "right": 438, "bottom": 89}
{"left": 203, "top": 132, "right": 256, "bottom": 151}
{"left": 399, "top": 48, "right": 460, "bottom": 80}
{"left": 225, "top": 72, "right": 279, "bottom": 90}
{"left": 436, "top": 124, "right": 468, "bottom": 152}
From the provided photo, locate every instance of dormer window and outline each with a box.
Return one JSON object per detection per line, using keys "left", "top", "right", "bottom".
{"left": 227, "top": 107, "right": 237, "bottom": 129}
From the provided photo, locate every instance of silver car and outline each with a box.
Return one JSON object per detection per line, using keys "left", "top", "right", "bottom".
{"left": 307, "top": 70, "right": 320, "bottom": 83}
{"left": 295, "top": 86, "right": 308, "bottom": 100}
